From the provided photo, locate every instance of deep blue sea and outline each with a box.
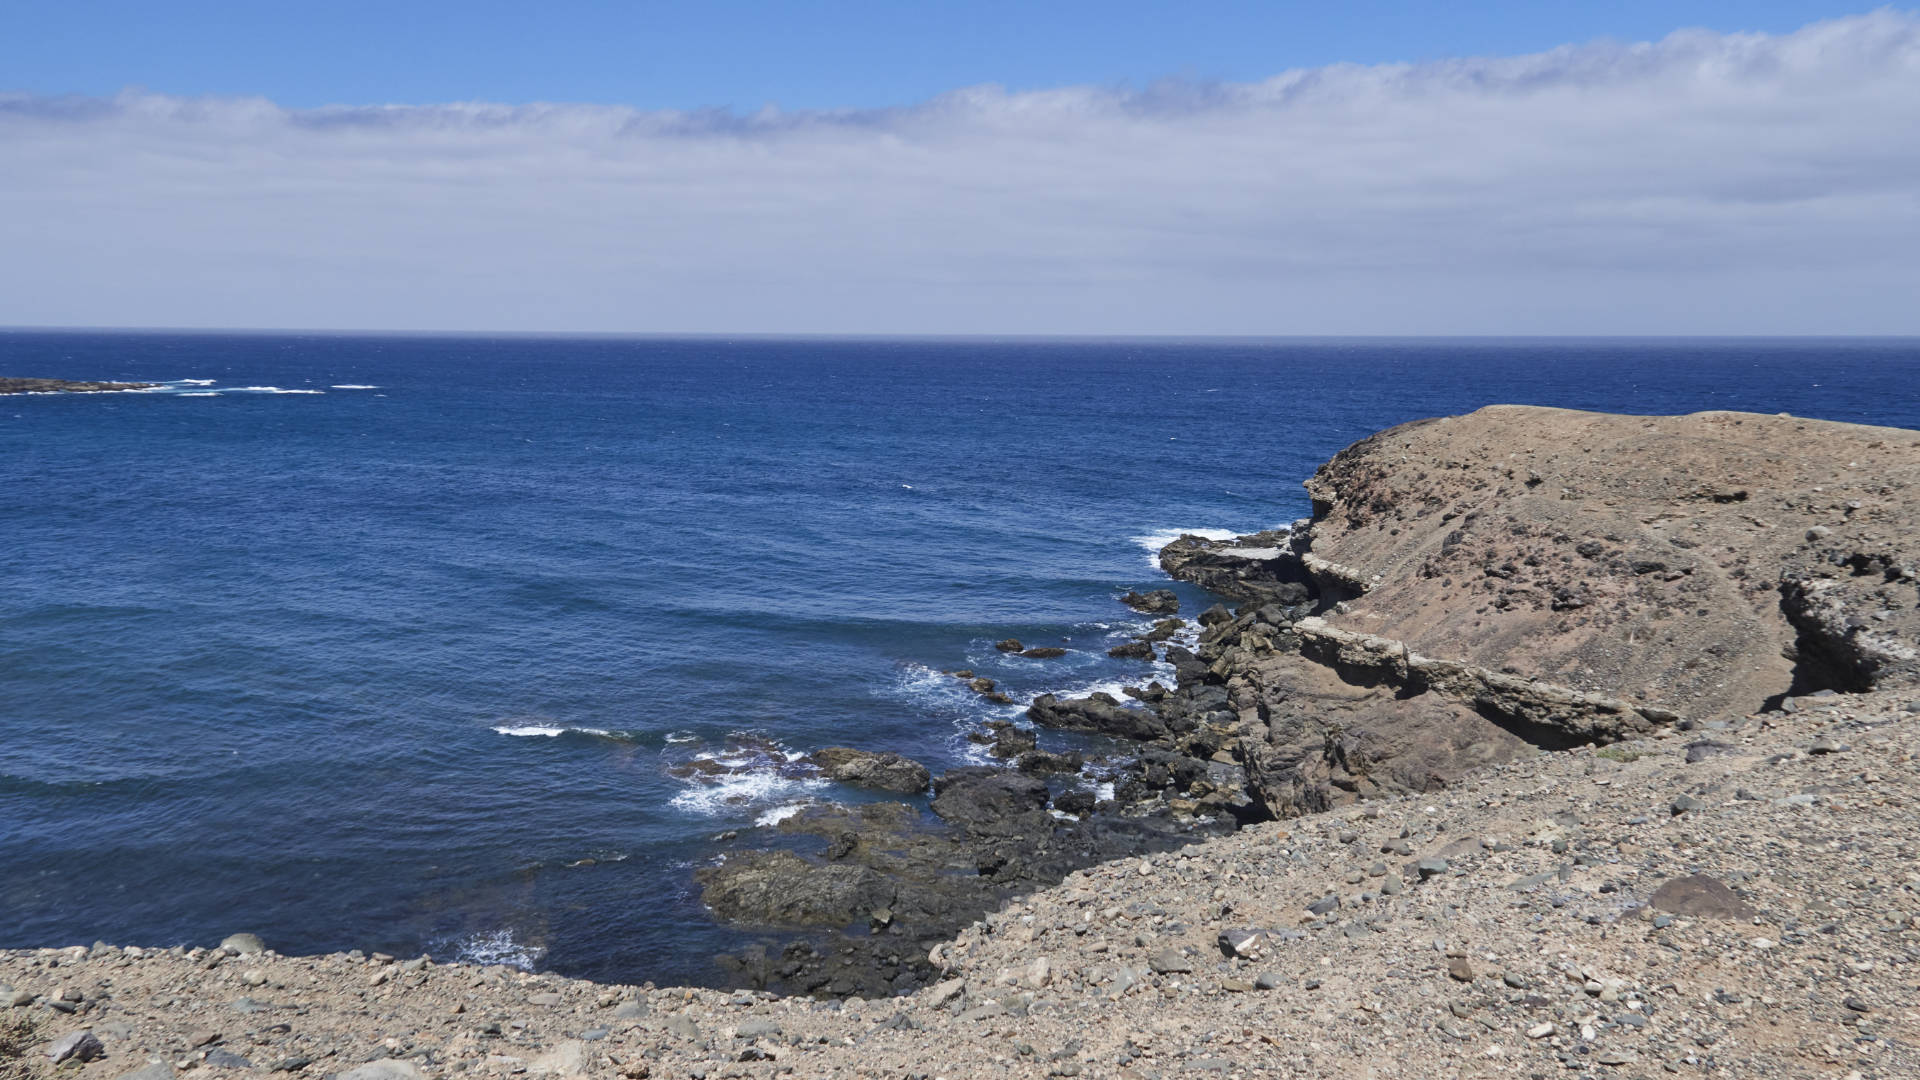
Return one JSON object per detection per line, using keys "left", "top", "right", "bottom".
{"left": 4, "top": 333, "right": 1918, "bottom": 984}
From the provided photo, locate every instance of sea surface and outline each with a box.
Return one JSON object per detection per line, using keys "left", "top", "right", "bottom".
{"left": 4, "top": 333, "right": 1918, "bottom": 984}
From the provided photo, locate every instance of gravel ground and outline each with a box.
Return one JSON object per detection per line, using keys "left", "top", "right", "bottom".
{"left": 8, "top": 689, "right": 1917, "bottom": 1080}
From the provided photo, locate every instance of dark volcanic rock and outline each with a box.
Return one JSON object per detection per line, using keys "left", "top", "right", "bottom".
{"left": 697, "top": 851, "right": 899, "bottom": 928}
{"left": 805, "top": 747, "right": 932, "bottom": 793}
{"left": 0, "top": 377, "right": 159, "bottom": 395}
{"left": 1019, "top": 647, "right": 1068, "bottom": 659}
{"left": 930, "top": 768, "right": 1051, "bottom": 832}
{"left": 1107, "top": 640, "right": 1156, "bottom": 661}
{"left": 1026, "top": 692, "right": 1168, "bottom": 741}
{"left": 1119, "top": 589, "right": 1179, "bottom": 614}
{"left": 993, "top": 639, "right": 1024, "bottom": 652}
{"left": 1157, "top": 530, "right": 1314, "bottom": 607}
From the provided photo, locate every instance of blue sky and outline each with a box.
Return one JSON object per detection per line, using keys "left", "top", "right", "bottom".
{"left": 2, "top": 5, "right": 1917, "bottom": 334}
{"left": 2, "top": 1, "right": 1891, "bottom": 109}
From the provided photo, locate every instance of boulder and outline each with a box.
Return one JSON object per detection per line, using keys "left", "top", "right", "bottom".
{"left": 1018, "top": 647, "right": 1067, "bottom": 659}
{"left": 1648, "top": 874, "right": 1756, "bottom": 921}
{"left": 1026, "top": 693, "right": 1167, "bottom": 741}
{"left": 1107, "top": 640, "right": 1155, "bottom": 661}
{"left": 806, "top": 747, "right": 932, "bottom": 794}
{"left": 1119, "top": 589, "right": 1179, "bottom": 614}
{"left": 993, "top": 639, "right": 1024, "bottom": 652}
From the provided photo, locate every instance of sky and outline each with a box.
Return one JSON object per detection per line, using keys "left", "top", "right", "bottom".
{"left": 2, "top": 2, "right": 1917, "bottom": 334}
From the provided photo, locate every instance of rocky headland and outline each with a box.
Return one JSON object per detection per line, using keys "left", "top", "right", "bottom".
{"left": 0, "top": 378, "right": 157, "bottom": 395}
{"left": 7, "top": 406, "right": 1918, "bottom": 1080}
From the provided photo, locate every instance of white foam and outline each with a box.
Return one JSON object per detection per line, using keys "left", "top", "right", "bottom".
{"left": 494, "top": 725, "right": 566, "bottom": 737}
{"left": 178, "top": 392, "right": 221, "bottom": 398}
{"left": 1092, "top": 781, "right": 1116, "bottom": 802}
{"left": 176, "top": 379, "right": 216, "bottom": 386}
{"left": 330, "top": 384, "right": 379, "bottom": 390}
{"left": 442, "top": 928, "right": 544, "bottom": 971}
{"left": 669, "top": 770, "right": 829, "bottom": 816}
{"left": 667, "top": 736, "right": 831, "bottom": 817}
{"left": 232, "top": 386, "right": 325, "bottom": 394}
{"left": 755, "top": 801, "right": 812, "bottom": 827}
{"left": 664, "top": 730, "right": 699, "bottom": 744}
{"left": 492, "top": 724, "right": 617, "bottom": 738}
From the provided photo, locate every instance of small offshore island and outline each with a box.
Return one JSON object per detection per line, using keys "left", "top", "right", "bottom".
{"left": 6, "top": 405, "right": 1919, "bottom": 1080}
{"left": 0, "top": 377, "right": 159, "bottom": 395}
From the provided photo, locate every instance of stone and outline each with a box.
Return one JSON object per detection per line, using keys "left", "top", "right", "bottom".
{"left": 1306, "top": 895, "right": 1341, "bottom": 916}
{"left": 611, "top": 1000, "right": 650, "bottom": 1020}
{"left": 1670, "top": 794, "right": 1705, "bottom": 815}
{"left": 1107, "top": 641, "right": 1156, "bottom": 661}
{"left": 1648, "top": 875, "right": 1756, "bottom": 921}
{"left": 1809, "top": 736, "right": 1845, "bottom": 754}
{"left": 1020, "top": 647, "right": 1068, "bottom": 659}
{"left": 806, "top": 747, "right": 932, "bottom": 794}
{"left": 334, "top": 1063, "right": 427, "bottom": 1080}
{"left": 994, "top": 639, "right": 1024, "bottom": 652}
{"left": 1119, "top": 590, "right": 1179, "bottom": 614}
{"left": 1415, "top": 857, "right": 1449, "bottom": 879}
{"left": 734, "top": 1018, "right": 782, "bottom": 1039}
{"left": 1447, "top": 957, "right": 1474, "bottom": 982}
{"left": 219, "top": 933, "right": 266, "bottom": 956}
{"left": 45, "top": 1030, "right": 105, "bottom": 1064}
{"left": 664, "top": 1016, "right": 701, "bottom": 1042}
{"left": 1147, "top": 950, "right": 1192, "bottom": 974}
{"left": 204, "top": 1049, "right": 256, "bottom": 1069}
{"left": 1684, "top": 740, "right": 1734, "bottom": 764}
{"left": 1526, "top": 1022, "right": 1555, "bottom": 1039}
{"left": 529, "top": 1039, "right": 589, "bottom": 1075}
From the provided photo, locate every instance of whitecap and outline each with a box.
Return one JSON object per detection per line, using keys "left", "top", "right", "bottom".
{"left": 231, "top": 386, "right": 325, "bottom": 394}
{"left": 491, "top": 724, "right": 618, "bottom": 738}
{"left": 440, "top": 928, "right": 544, "bottom": 971}
{"left": 329, "top": 384, "right": 379, "bottom": 389}
{"left": 666, "top": 736, "right": 830, "bottom": 817}
{"left": 755, "top": 801, "right": 812, "bottom": 827}
{"left": 178, "top": 392, "right": 221, "bottom": 398}
{"left": 664, "top": 730, "right": 699, "bottom": 744}
{"left": 175, "top": 379, "right": 216, "bottom": 386}
{"left": 494, "top": 725, "right": 567, "bottom": 737}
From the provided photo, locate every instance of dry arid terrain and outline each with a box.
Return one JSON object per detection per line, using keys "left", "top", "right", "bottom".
{"left": 8, "top": 407, "right": 1918, "bottom": 1080}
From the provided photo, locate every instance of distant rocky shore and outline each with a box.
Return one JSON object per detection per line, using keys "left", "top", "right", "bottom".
{"left": 7, "top": 405, "right": 1918, "bottom": 1079}
{"left": 0, "top": 377, "right": 158, "bottom": 395}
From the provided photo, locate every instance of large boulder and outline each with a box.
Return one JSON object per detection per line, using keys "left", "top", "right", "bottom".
{"left": 1026, "top": 692, "right": 1167, "bottom": 741}
{"left": 1119, "top": 589, "right": 1180, "bottom": 613}
{"left": 805, "top": 747, "right": 931, "bottom": 794}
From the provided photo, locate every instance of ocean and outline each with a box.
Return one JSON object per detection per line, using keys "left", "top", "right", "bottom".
{"left": 3, "top": 332, "right": 1917, "bottom": 985}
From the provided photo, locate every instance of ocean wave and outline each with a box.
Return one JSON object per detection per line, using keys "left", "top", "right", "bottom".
{"left": 177, "top": 392, "right": 221, "bottom": 397}
{"left": 665, "top": 735, "right": 829, "bottom": 817}
{"left": 1131, "top": 524, "right": 1288, "bottom": 568}
{"left": 231, "top": 386, "right": 325, "bottom": 394}
{"left": 754, "top": 800, "right": 813, "bottom": 827}
{"left": 329, "top": 384, "right": 379, "bottom": 390}
{"left": 438, "top": 928, "right": 545, "bottom": 971}
{"left": 174, "top": 379, "right": 216, "bottom": 386}
{"left": 492, "top": 724, "right": 620, "bottom": 739}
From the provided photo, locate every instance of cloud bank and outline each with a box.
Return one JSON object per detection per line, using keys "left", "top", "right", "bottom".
{"left": 3, "top": 11, "right": 1918, "bottom": 334}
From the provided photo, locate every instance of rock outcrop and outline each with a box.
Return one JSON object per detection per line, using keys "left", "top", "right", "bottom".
{"left": 0, "top": 377, "right": 157, "bottom": 394}
{"left": 1152, "top": 406, "right": 1920, "bottom": 819}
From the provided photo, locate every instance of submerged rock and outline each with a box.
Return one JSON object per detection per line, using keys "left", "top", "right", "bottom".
{"left": 1119, "top": 589, "right": 1179, "bottom": 614}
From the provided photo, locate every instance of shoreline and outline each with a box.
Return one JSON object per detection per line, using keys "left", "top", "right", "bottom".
{"left": 7, "top": 403, "right": 1917, "bottom": 1078}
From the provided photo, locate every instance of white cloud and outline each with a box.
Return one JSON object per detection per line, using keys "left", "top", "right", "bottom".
{"left": 2, "top": 10, "right": 1918, "bottom": 333}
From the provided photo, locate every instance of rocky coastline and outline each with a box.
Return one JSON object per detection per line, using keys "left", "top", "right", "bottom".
{"left": 0, "top": 378, "right": 158, "bottom": 395}
{"left": 7, "top": 405, "right": 1918, "bottom": 1080}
